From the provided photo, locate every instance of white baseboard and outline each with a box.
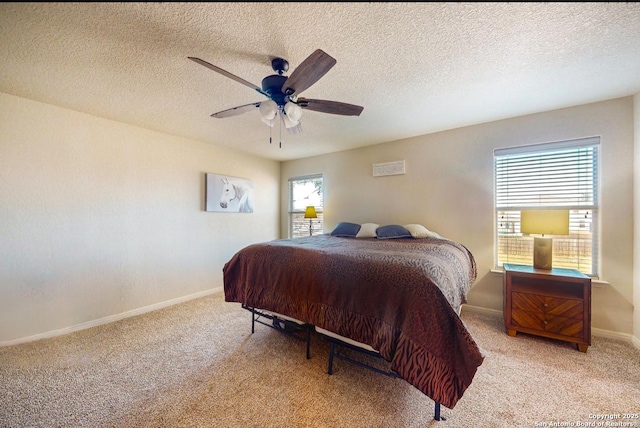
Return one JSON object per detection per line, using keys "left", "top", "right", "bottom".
{"left": 5, "top": 294, "right": 638, "bottom": 352}
{"left": 0, "top": 287, "right": 223, "bottom": 348}
{"left": 461, "top": 304, "right": 502, "bottom": 317}
{"left": 461, "top": 304, "right": 640, "bottom": 349}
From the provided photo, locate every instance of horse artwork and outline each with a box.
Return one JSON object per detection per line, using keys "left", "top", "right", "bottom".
{"left": 205, "top": 173, "right": 254, "bottom": 213}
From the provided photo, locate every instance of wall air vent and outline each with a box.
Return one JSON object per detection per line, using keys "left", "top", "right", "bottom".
{"left": 372, "top": 160, "right": 405, "bottom": 177}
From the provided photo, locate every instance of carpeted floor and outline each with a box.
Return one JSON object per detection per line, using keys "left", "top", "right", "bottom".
{"left": 1, "top": 291, "right": 639, "bottom": 428}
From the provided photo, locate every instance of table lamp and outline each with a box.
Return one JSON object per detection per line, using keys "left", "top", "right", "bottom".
{"left": 304, "top": 206, "right": 317, "bottom": 236}
{"left": 521, "top": 209, "right": 569, "bottom": 270}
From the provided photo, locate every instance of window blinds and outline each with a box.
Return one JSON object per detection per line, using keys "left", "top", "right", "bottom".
{"left": 494, "top": 137, "right": 600, "bottom": 275}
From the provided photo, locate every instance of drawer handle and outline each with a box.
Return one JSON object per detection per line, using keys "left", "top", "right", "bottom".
{"left": 543, "top": 303, "right": 548, "bottom": 308}
{"left": 543, "top": 320, "right": 548, "bottom": 325}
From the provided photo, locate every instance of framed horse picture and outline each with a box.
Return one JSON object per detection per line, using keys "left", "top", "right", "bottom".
{"left": 205, "top": 173, "right": 254, "bottom": 213}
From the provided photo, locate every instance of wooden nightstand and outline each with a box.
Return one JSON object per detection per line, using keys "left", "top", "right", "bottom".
{"left": 503, "top": 263, "right": 591, "bottom": 352}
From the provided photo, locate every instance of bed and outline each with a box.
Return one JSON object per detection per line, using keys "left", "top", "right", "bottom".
{"left": 222, "top": 224, "right": 484, "bottom": 417}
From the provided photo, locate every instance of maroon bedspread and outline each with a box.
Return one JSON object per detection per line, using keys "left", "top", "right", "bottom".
{"left": 223, "top": 234, "right": 484, "bottom": 409}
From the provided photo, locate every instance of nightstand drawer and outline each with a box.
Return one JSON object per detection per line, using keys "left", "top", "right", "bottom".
{"left": 545, "top": 314, "right": 584, "bottom": 338}
{"left": 512, "top": 292, "right": 583, "bottom": 319}
{"left": 512, "top": 309, "right": 584, "bottom": 338}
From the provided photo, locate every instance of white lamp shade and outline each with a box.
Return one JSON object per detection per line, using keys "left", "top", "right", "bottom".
{"left": 284, "top": 102, "right": 303, "bottom": 122}
{"left": 281, "top": 111, "right": 299, "bottom": 129}
{"left": 260, "top": 116, "right": 275, "bottom": 127}
{"left": 259, "top": 100, "right": 278, "bottom": 120}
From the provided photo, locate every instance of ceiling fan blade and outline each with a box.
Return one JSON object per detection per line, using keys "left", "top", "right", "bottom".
{"left": 188, "top": 57, "right": 269, "bottom": 97}
{"left": 297, "top": 98, "right": 364, "bottom": 116}
{"left": 281, "top": 49, "right": 336, "bottom": 96}
{"left": 211, "top": 102, "right": 261, "bottom": 118}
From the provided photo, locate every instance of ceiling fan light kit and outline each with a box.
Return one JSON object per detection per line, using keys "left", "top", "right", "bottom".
{"left": 188, "top": 49, "right": 363, "bottom": 146}
{"left": 283, "top": 101, "right": 302, "bottom": 123}
{"left": 259, "top": 100, "right": 278, "bottom": 126}
{"left": 280, "top": 108, "right": 300, "bottom": 129}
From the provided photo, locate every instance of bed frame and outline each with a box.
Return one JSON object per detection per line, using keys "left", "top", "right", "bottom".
{"left": 315, "top": 326, "right": 445, "bottom": 421}
{"left": 243, "top": 304, "right": 311, "bottom": 360}
{"left": 243, "top": 305, "right": 445, "bottom": 421}
{"left": 314, "top": 306, "right": 463, "bottom": 421}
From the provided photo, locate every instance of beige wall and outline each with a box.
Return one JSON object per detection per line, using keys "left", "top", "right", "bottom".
{"left": 2, "top": 91, "right": 636, "bottom": 345}
{"left": 281, "top": 97, "right": 635, "bottom": 337}
{"left": 634, "top": 93, "right": 640, "bottom": 347}
{"left": 0, "top": 92, "right": 280, "bottom": 344}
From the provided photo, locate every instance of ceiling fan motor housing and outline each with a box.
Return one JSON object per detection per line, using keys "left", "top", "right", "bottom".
{"left": 261, "top": 74, "right": 288, "bottom": 106}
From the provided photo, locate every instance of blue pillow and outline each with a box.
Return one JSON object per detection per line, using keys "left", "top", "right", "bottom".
{"left": 330, "top": 222, "right": 361, "bottom": 237}
{"left": 376, "top": 224, "right": 413, "bottom": 239}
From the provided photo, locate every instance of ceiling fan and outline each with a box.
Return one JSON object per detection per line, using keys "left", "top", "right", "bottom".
{"left": 188, "top": 49, "right": 364, "bottom": 137}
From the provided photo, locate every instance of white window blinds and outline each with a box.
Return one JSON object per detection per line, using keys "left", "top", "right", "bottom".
{"left": 494, "top": 137, "right": 600, "bottom": 276}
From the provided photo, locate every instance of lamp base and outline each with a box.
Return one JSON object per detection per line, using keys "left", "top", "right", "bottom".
{"left": 533, "top": 236, "right": 553, "bottom": 270}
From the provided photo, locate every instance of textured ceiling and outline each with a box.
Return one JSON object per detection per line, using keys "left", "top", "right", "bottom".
{"left": 1, "top": 3, "right": 640, "bottom": 161}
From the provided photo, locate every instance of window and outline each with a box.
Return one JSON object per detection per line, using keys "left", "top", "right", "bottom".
{"left": 289, "top": 174, "right": 323, "bottom": 238}
{"left": 494, "top": 137, "right": 600, "bottom": 276}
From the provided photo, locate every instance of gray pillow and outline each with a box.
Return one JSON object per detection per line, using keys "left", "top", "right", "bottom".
{"left": 330, "top": 222, "right": 361, "bottom": 237}
{"left": 376, "top": 224, "right": 413, "bottom": 239}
